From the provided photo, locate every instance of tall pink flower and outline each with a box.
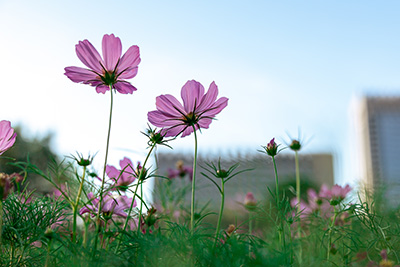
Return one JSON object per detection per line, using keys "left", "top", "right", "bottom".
{"left": 147, "top": 80, "right": 228, "bottom": 137}
{"left": 64, "top": 34, "right": 141, "bottom": 94}
{"left": 0, "top": 120, "right": 16, "bottom": 155}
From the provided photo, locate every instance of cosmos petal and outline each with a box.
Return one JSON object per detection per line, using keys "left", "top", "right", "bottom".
{"left": 114, "top": 82, "right": 136, "bottom": 94}
{"left": 64, "top": 66, "right": 99, "bottom": 84}
{"left": 118, "top": 45, "right": 140, "bottom": 78}
{"left": 96, "top": 84, "right": 110, "bottom": 94}
{"left": 181, "top": 80, "right": 205, "bottom": 113}
{"left": 102, "top": 34, "right": 122, "bottom": 71}
{"left": 197, "top": 81, "right": 219, "bottom": 112}
{"left": 156, "top": 95, "right": 185, "bottom": 116}
{"left": 76, "top": 40, "right": 103, "bottom": 73}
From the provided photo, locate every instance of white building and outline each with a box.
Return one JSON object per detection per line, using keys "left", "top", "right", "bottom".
{"left": 353, "top": 96, "right": 400, "bottom": 204}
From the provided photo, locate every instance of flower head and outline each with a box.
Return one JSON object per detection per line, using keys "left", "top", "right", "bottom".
{"left": 106, "top": 157, "right": 142, "bottom": 191}
{"left": 260, "top": 138, "right": 279, "bottom": 157}
{"left": 80, "top": 192, "right": 134, "bottom": 220}
{"left": 0, "top": 120, "right": 16, "bottom": 155}
{"left": 64, "top": 34, "right": 141, "bottom": 94}
{"left": 289, "top": 139, "right": 301, "bottom": 151}
{"left": 147, "top": 80, "right": 228, "bottom": 138}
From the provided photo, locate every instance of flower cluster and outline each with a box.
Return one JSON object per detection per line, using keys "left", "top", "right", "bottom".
{"left": 291, "top": 184, "right": 352, "bottom": 220}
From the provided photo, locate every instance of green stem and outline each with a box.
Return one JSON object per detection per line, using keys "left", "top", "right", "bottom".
{"left": 214, "top": 179, "right": 225, "bottom": 245}
{"left": 272, "top": 156, "right": 286, "bottom": 256}
{"left": 94, "top": 87, "right": 114, "bottom": 253}
{"left": 44, "top": 238, "right": 53, "bottom": 267}
{"left": 294, "top": 150, "right": 302, "bottom": 263}
{"left": 295, "top": 151, "right": 300, "bottom": 214}
{"left": 137, "top": 182, "right": 143, "bottom": 234}
{"left": 190, "top": 125, "right": 198, "bottom": 233}
{"left": 327, "top": 206, "right": 338, "bottom": 260}
{"left": 115, "top": 143, "right": 156, "bottom": 253}
{"left": 72, "top": 166, "right": 87, "bottom": 243}
{"left": 248, "top": 211, "right": 252, "bottom": 258}
{"left": 272, "top": 156, "right": 279, "bottom": 209}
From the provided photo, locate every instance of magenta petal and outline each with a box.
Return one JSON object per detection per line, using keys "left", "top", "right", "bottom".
{"left": 0, "top": 120, "right": 16, "bottom": 155}
{"left": 164, "top": 125, "right": 187, "bottom": 137}
{"left": 76, "top": 40, "right": 103, "bottom": 73}
{"left": 148, "top": 111, "right": 181, "bottom": 127}
{"left": 118, "top": 45, "right": 140, "bottom": 78}
{"left": 156, "top": 95, "right": 185, "bottom": 116}
{"left": 64, "top": 66, "right": 98, "bottom": 84}
{"left": 118, "top": 66, "right": 138, "bottom": 80}
{"left": 106, "top": 165, "right": 119, "bottom": 180}
{"left": 202, "top": 97, "right": 228, "bottom": 117}
{"left": 197, "top": 81, "right": 219, "bottom": 112}
{"left": 181, "top": 80, "right": 205, "bottom": 113}
{"left": 96, "top": 84, "right": 110, "bottom": 94}
{"left": 113, "top": 82, "right": 136, "bottom": 94}
{"left": 102, "top": 197, "right": 117, "bottom": 212}
{"left": 79, "top": 205, "right": 98, "bottom": 215}
{"left": 181, "top": 127, "right": 195, "bottom": 137}
{"left": 102, "top": 34, "right": 122, "bottom": 71}
{"left": 120, "top": 157, "right": 134, "bottom": 172}
{"left": 198, "top": 118, "right": 212, "bottom": 129}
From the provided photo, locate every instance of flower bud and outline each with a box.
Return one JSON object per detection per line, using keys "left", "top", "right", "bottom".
{"left": 264, "top": 138, "right": 278, "bottom": 157}
{"left": 226, "top": 224, "right": 235, "bottom": 236}
{"left": 244, "top": 192, "right": 257, "bottom": 211}
{"left": 289, "top": 139, "right": 301, "bottom": 151}
{"left": 216, "top": 169, "right": 228, "bottom": 179}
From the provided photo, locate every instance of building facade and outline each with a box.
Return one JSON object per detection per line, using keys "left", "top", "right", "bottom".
{"left": 354, "top": 96, "right": 400, "bottom": 203}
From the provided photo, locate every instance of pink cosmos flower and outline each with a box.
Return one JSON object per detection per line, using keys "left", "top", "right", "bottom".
{"left": 79, "top": 192, "right": 134, "bottom": 219}
{"left": 106, "top": 157, "right": 141, "bottom": 190}
{"left": 0, "top": 120, "right": 16, "bottom": 155}
{"left": 147, "top": 80, "right": 228, "bottom": 137}
{"left": 330, "top": 184, "right": 352, "bottom": 200}
{"left": 64, "top": 34, "right": 141, "bottom": 94}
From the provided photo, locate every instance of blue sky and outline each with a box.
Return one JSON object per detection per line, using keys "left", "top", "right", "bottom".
{"left": 1, "top": 0, "right": 400, "bottom": 185}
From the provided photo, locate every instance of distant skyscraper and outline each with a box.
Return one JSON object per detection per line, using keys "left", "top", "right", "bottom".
{"left": 354, "top": 96, "right": 400, "bottom": 203}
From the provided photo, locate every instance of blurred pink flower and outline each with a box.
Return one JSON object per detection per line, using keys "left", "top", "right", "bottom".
{"left": 64, "top": 34, "right": 141, "bottom": 94}
{"left": 331, "top": 184, "right": 352, "bottom": 200}
{"left": 290, "top": 197, "right": 312, "bottom": 218}
{"left": 167, "top": 160, "right": 193, "bottom": 179}
{"left": 80, "top": 192, "right": 134, "bottom": 219}
{"left": 0, "top": 120, "right": 16, "bottom": 155}
{"left": 106, "top": 157, "right": 141, "bottom": 190}
{"left": 0, "top": 172, "right": 22, "bottom": 200}
{"left": 147, "top": 80, "right": 228, "bottom": 137}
